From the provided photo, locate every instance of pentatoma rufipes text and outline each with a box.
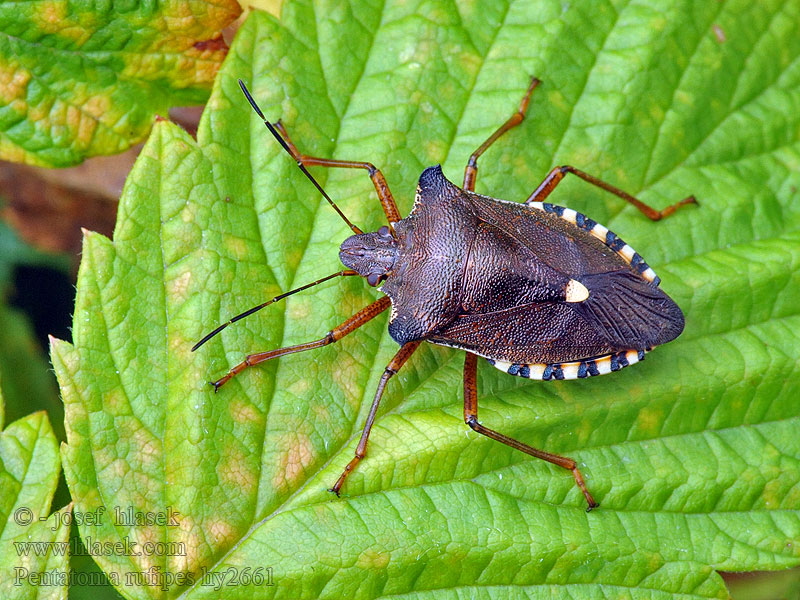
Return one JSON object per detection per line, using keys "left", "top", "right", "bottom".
{"left": 193, "top": 77, "right": 696, "bottom": 510}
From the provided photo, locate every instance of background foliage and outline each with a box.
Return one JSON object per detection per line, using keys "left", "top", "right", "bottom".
{"left": 0, "top": 0, "right": 241, "bottom": 167}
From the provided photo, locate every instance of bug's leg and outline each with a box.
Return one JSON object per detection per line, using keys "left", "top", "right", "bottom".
{"left": 463, "top": 352, "right": 599, "bottom": 510}
{"left": 463, "top": 77, "right": 541, "bottom": 192}
{"left": 526, "top": 165, "right": 697, "bottom": 220}
{"left": 329, "top": 340, "right": 422, "bottom": 495}
{"left": 210, "top": 296, "right": 391, "bottom": 391}
{"left": 272, "top": 121, "right": 402, "bottom": 224}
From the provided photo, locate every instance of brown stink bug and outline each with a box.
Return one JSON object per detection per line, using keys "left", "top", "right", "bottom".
{"left": 193, "top": 77, "right": 696, "bottom": 510}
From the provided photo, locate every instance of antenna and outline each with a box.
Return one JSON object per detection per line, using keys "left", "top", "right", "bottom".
{"left": 192, "top": 270, "right": 358, "bottom": 351}
{"left": 238, "top": 79, "right": 363, "bottom": 235}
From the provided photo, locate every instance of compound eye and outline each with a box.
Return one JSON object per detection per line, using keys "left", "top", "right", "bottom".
{"left": 377, "top": 225, "right": 391, "bottom": 239}
{"left": 367, "top": 273, "right": 381, "bottom": 287}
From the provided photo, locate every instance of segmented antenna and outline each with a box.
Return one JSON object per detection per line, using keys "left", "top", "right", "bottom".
{"left": 192, "top": 270, "right": 358, "bottom": 351}
{"left": 238, "top": 79, "right": 363, "bottom": 235}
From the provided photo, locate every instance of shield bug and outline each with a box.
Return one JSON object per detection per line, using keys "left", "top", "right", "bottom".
{"left": 193, "top": 77, "right": 696, "bottom": 510}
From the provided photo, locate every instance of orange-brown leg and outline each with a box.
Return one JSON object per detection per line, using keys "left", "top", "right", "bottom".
{"left": 273, "top": 121, "right": 402, "bottom": 225}
{"left": 329, "top": 340, "right": 422, "bottom": 495}
{"left": 526, "top": 165, "right": 696, "bottom": 220}
{"left": 463, "top": 77, "right": 541, "bottom": 192}
{"left": 210, "top": 296, "right": 391, "bottom": 391}
{"left": 463, "top": 352, "right": 599, "bottom": 510}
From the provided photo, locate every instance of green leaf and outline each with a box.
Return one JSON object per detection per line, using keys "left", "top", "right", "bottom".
{"left": 0, "top": 378, "right": 69, "bottom": 600}
{"left": 0, "top": 0, "right": 241, "bottom": 167}
{"left": 53, "top": 1, "right": 800, "bottom": 598}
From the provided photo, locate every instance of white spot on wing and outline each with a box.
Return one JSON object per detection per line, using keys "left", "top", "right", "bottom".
{"left": 565, "top": 279, "right": 589, "bottom": 303}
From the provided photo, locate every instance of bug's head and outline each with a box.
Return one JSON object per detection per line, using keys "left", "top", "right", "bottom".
{"left": 339, "top": 225, "right": 398, "bottom": 287}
